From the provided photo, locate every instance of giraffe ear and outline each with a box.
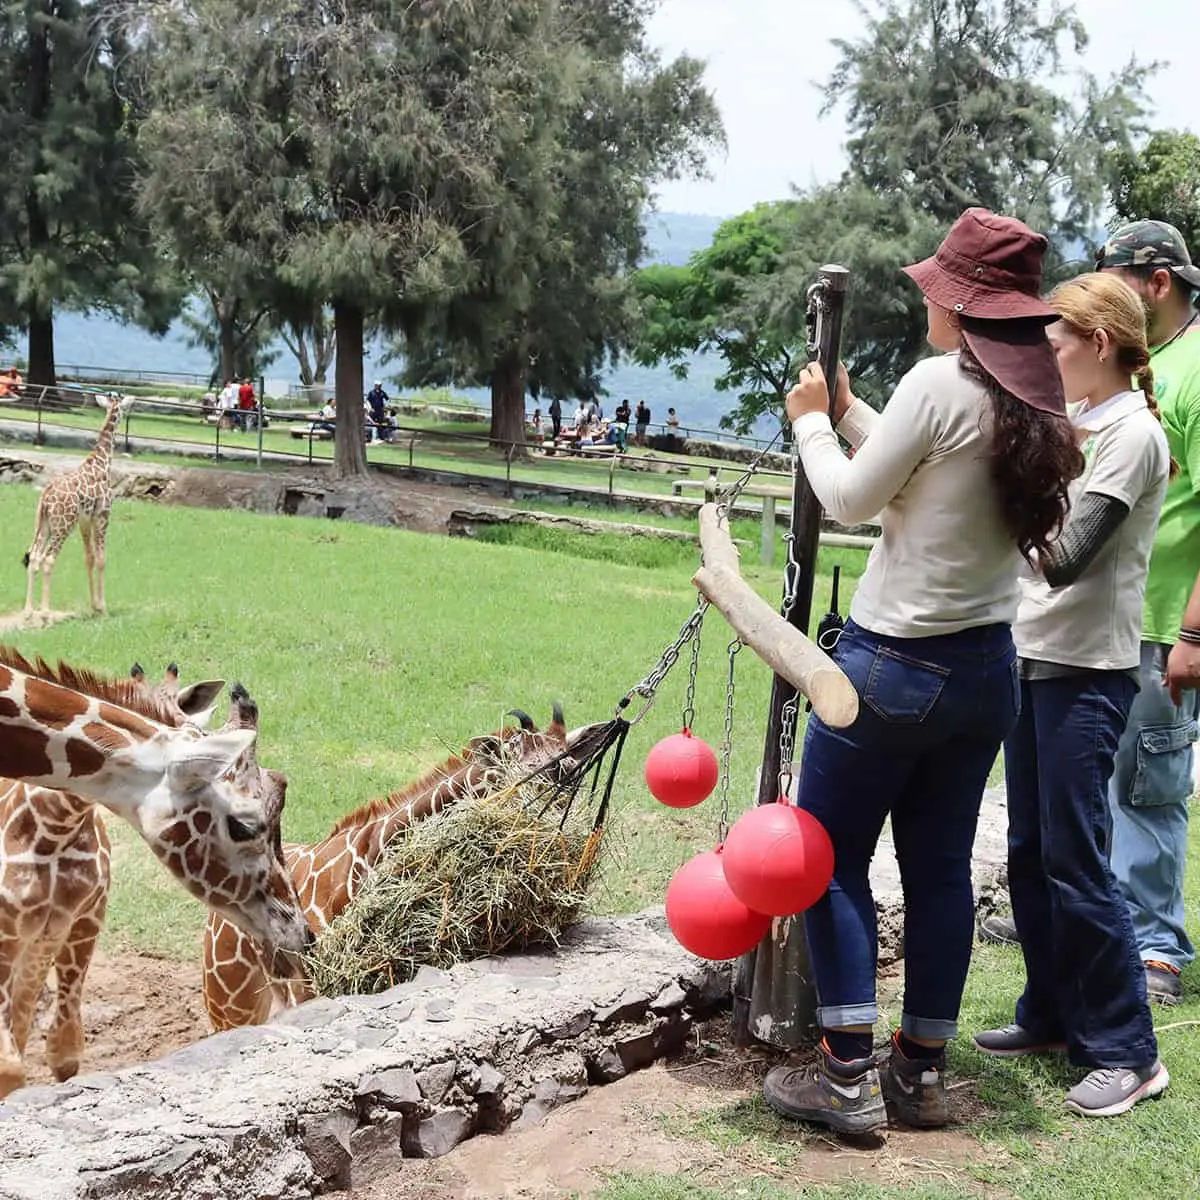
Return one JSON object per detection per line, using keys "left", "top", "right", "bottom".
{"left": 175, "top": 680, "right": 226, "bottom": 728}
{"left": 167, "top": 728, "right": 258, "bottom": 791}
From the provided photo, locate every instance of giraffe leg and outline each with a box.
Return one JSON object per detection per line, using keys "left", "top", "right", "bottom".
{"left": 45, "top": 912, "right": 104, "bottom": 1082}
{"left": 79, "top": 519, "right": 98, "bottom": 615}
{"left": 0, "top": 938, "right": 26, "bottom": 1097}
{"left": 91, "top": 511, "right": 109, "bottom": 614}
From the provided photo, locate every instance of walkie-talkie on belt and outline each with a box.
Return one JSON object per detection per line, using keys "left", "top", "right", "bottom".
{"left": 816, "top": 564, "right": 844, "bottom": 652}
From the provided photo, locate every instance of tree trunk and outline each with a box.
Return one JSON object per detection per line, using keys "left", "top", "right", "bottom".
{"left": 218, "top": 301, "right": 237, "bottom": 385}
{"left": 26, "top": 311, "right": 56, "bottom": 389}
{"left": 333, "top": 301, "right": 367, "bottom": 478}
{"left": 489, "top": 348, "right": 527, "bottom": 457}
{"left": 24, "top": 10, "right": 54, "bottom": 389}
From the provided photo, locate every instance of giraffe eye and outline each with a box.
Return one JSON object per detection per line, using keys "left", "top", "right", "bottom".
{"left": 226, "top": 814, "right": 261, "bottom": 843}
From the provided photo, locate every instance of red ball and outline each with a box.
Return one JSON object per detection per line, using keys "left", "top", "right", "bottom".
{"left": 665, "top": 848, "right": 773, "bottom": 960}
{"left": 644, "top": 730, "right": 719, "bottom": 808}
{"left": 721, "top": 799, "right": 834, "bottom": 917}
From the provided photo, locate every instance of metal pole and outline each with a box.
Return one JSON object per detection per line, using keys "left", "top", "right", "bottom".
{"left": 732, "top": 264, "right": 850, "bottom": 1049}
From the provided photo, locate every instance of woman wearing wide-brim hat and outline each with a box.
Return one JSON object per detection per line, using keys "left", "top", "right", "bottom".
{"left": 762, "top": 207, "right": 1085, "bottom": 1136}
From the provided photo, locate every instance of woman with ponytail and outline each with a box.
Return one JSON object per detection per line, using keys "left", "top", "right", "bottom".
{"left": 973, "top": 271, "right": 1170, "bottom": 1117}
{"left": 764, "top": 209, "right": 1084, "bottom": 1136}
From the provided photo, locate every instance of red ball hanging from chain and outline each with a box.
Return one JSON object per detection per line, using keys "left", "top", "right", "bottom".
{"left": 721, "top": 796, "right": 834, "bottom": 917}
{"left": 645, "top": 729, "right": 719, "bottom": 808}
{"left": 665, "top": 847, "right": 773, "bottom": 960}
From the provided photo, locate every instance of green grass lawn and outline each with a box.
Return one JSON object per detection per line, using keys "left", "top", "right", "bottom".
{"left": 3, "top": 479, "right": 1198, "bottom": 1197}
{"left": 0, "top": 483, "right": 863, "bottom": 956}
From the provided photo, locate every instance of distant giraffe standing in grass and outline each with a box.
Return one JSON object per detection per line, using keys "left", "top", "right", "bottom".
{"left": 23, "top": 393, "right": 131, "bottom": 619}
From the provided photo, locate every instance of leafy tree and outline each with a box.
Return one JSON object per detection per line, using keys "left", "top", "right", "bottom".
{"left": 1111, "top": 129, "right": 1200, "bottom": 254}
{"left": 137, "top": 0, "right": 545, "bottom": 477}
{"left": 397, "top": 0, "right": 722, "bottom": 452}
{"left": 279, "top": 308, "right": 336, "bottom": 395}
{"left": 633, "top": 187, "right": 939, "bottom": 432}
{"left": 817, "top": 0, "right": 1153, "bottom": 395}
{"left": 181, "top": 294, "right": 279, "bottom": 388}
{"left": 0, "top": 0, "right": 179, "bottom": 385}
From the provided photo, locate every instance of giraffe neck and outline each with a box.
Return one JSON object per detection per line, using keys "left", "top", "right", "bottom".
{"left": 302, "top": 760, "right": 503, "bottom": 924}
{"left": 85, "top": 402, "right": 120, "bottom": 478}
{"left": 0, "top": 660, "right": 176, "bottom": 819}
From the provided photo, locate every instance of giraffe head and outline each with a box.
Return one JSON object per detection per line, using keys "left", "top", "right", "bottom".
{"left": 94, "top": 392, "right": 134, "bottom": 419}
{"left": 465, "top": 702, "right": 608, "bottom": 782}
{"left": 0, "top": 647, "right": 312, "bottom": 970}
{"left": 124, "top": 668, "right": 312, "bottom": 976}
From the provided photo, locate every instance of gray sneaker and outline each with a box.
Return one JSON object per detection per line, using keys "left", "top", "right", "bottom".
{"left": 763, "top": 1044, "right": 886, "bottom": 1136}
{"left": 978, "top": 914, "right": 1020, "bottom": 946}
{"left": 1065, "top": 1061, "right": 1169, "bottom": 1117}
{"left": 973, "top": 1023, "right": 1067, "bottom": 1056}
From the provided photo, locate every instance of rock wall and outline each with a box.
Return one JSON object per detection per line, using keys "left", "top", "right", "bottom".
{"left": 0, "top": 914, "right": 730, "bottom": 1200}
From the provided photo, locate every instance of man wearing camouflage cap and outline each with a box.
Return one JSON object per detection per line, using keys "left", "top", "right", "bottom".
{"left": 1098, "top": 219, "right": 1200, "bottom": 1007}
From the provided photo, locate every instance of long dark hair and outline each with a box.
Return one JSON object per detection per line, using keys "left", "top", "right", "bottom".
{"left": 958, "top": 343, "right": 1084, "bottom": 563}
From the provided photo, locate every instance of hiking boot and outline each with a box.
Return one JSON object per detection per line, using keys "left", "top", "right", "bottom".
{"left": 880, "top": 1033, "right": 949, "bottom": 1128}
{"left": 978, "top": 914, "right": 1020, "bottom": 946}
{"left": 973, "top": 1023, "right": 1067, "bottom": 1057}
{"left": 763, "top": 1042, "right": 886, "bottom": 1136}
{"left": 1065, "top": 1061, "right": 1169, "bottom": 1117}
{"left": 1145, "top": 961, "right": 1182, "bottom": 1006}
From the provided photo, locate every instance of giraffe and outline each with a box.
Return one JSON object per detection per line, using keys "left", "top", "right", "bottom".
{"left": 0, "top": 643, "right": 312, "bottom": 1046}
{"left": 23, "top": 392, "right": 132, "bottom": 621}
{"left": 202, "top": 705, "right": 605, "bottom": 1030}
{"left": 0, "top": 665, "right": 273, "bottom": 1096}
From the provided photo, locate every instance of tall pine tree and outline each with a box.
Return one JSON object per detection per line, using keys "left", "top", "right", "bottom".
{"left": 0, "top": 1, "right": 176, "bottom": 386}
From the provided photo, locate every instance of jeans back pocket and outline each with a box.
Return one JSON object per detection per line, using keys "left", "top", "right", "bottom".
{"left": 863, "top": 646, "right": 950, "bottom": 725}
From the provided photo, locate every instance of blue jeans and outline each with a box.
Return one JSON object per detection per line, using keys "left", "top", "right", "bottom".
{"left": 1108, "top": 641, "right": 1198, "bottom": 970}
{"left": 1005, "top": 674, "right": 1157, "bottom": 1069}
{"left": 797, "top": 618, "right": 1019, "bottom": 1041}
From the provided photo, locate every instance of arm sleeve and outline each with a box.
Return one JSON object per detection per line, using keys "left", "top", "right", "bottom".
{"left": 791, "top": 367, "right": 938, "bottom": 526}
{"left": 835, "top": 398, "right": 878, "bottom": 449}
{"left": 1179, "top": 383, "right": 1200, "bottom": 498}
{"left": 1041, "top": 492, "right": 1131, "bottom": 588}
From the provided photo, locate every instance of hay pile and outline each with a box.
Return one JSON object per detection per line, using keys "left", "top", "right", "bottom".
{"left": 306, "top": 784, "right": 605, "bottom": 997}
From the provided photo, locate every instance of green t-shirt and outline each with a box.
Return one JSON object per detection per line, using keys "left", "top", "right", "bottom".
{"left": 1143, "top": 327, "right": 1200, "bottom": 644}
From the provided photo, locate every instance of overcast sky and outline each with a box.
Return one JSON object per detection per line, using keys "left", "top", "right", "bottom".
{"left": 646, "top": 0, "right": 1197, "bottom": 217}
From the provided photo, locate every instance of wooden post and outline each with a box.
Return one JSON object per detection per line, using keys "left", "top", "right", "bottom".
{"left": 731, "top": 264, "right": 850, "bottom": 1049}
{"left": 760, "top": 496, "right": 776, "bottom": 566}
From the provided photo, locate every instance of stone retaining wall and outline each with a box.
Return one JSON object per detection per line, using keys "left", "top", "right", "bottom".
{"left": 0, "top": 914, "right": 730, "bottom": 1200}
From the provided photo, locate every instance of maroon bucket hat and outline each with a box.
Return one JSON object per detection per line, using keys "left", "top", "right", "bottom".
{"left": 904, "top": 208, "right": 1065, "bottom": 415}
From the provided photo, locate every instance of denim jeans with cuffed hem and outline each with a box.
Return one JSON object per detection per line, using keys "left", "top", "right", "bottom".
{"left": 796, "top": 618, "right": 1019, "bottom": 1042}
{"left": 1006, "top": 673, "right": 1158, "bottom": 1070}
{"left": 1108, "top": 641, "right": 1198, "bottom": 971}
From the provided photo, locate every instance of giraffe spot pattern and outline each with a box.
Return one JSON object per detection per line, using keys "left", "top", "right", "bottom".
{"left": 81, "top": 721, "right": 129, "bottom": 752}
{"left": 65, "top": 738, "right": 105, "bottom": 779}
{"left": 0, "top": 666, "right": 11, "bottom": 691}
{"left": 24, "top": 679, "right": 89, "bottom": 731}
{"left": 0, "top": 726, "right": 53, "bottom": 779}
{"left": 96, "top": 704, "right": 155, "bottom": 741}
{"left": 0, "top": 697, "right": 19, "bottom": 720}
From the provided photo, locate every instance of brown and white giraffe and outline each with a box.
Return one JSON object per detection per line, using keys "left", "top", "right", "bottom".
{"left": 0, "top": 665, "right": 268, "bottom": 1095}
{"left": 0, "top": 644, "right": 312, "bottom": 1050}
{"left": 202, "top": 705, "right": 604, "bottom": 1030}
{"left": 23, "top": 392, "right": 132, "bottom": 620}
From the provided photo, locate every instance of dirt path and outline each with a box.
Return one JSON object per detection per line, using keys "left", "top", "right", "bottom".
{"left": 352, "top": 1020, "right": 999, "bottom": 1200}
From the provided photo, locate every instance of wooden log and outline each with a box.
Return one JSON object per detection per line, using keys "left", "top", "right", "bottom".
{"left": 692, "top": 504, "right": 858, "bottom": 730}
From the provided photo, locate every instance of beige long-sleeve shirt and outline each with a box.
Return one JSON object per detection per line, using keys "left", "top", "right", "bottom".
{"left": 792, "top": 352, "right": 1023, "bottom": 638}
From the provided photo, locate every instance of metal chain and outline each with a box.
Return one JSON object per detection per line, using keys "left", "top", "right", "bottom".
{"left": 712, "top": 428, "right": 785, "bottom": 524}
{"left": 616, "top": 595, "right": 709, "bottom": 725}
{"left": 777, "top": 693, "right": 800, "bottom": 801}
{"left": 717, "top": 638, "right": 742, "bottom": 843}
{"left": 681, "top": 619, "right": 702, "bottom": 732}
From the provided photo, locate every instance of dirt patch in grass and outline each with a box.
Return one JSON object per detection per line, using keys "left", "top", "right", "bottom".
{"left": 354, "top": 1017, "right": 1007, "bottom": 1200}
